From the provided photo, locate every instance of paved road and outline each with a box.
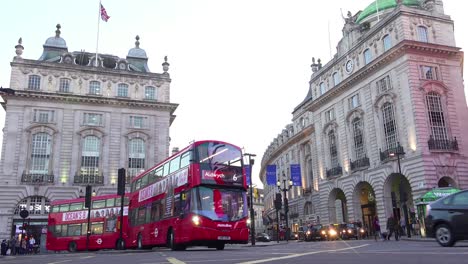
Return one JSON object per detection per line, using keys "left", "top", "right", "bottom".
{"left": 1, "top": 239, "right": 467, "bottom": 264}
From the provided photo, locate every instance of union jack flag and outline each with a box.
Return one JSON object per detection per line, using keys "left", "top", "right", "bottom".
{"left": 100, "top": 4, "right": 110, "bottom": 22}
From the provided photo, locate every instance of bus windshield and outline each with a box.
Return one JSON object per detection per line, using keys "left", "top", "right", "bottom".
{"left": 191, "top": 186, "right": 247, "bottom": 222}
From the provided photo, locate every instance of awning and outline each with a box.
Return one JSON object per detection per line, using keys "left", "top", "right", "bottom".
{"left": 417, "top": 187, "right": 460, "bottom": 204}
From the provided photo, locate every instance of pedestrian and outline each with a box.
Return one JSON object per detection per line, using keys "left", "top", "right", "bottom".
{"left": 9, "top": 236, "right": 16, "bottom": 255}
{"left": 400, "top": 217, "right": 406, "bottom": 237}
{"left": 373, "top": 216, "right": 381, "bottom": 241}
{"left": 386, "top": 214, "right": 399, "bottom": 241}
{"left": 15, "top": 236, "right": 20, "bottom": 255}
{"left": 1, "top": 239, "right": 7, "bottom": 256}
{"left": 29, "top": 236, "right": 36, "bottom": 254}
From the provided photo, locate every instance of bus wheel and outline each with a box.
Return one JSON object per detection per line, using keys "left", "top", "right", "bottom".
{"left": 137, "top": 234, "right": 143, "bottom": 249}
{"left": 167, "top": 229, "right": 176, "bottom": 250}
{"left": 116, "top": 239, "right": 125, "bottom": 250}
{"left": 68, "top": 241, "right": 77, "bottom": 252}
{"left": 216, "top": 243, "right": 225, "bottom": 250}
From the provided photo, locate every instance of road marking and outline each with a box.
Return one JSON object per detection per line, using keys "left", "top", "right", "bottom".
{"left": 238, "top": 244, "right": 370, "bottom": 264}
{"left": 80, "top": 256, "right": 95, "bottom": 259}
{"left": 167, "top": 257, "right": 186, "bottom": 264}
{"left": 47, "top": 260, "right": 72, "bottom": 264}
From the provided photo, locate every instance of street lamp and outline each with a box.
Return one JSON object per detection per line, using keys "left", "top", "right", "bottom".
{"left": 389, "top": 142, "right": 411, "bottom": 238}
{"left": 277, "top": 173, "right": 293, "bottom": 242}
{"left": 244, "top": 153, "right": 256, "bottom": 246}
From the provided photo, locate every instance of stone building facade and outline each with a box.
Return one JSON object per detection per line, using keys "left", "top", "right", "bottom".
{"left": 260, "top": 0, "right": 467, "bottom": 233}
{"left": 0, "top": 25, "right": 178, "bottom": 239}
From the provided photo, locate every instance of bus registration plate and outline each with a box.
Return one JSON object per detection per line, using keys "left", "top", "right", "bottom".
{"left": 217, "top": 236, "right": 231, "bottom": 240}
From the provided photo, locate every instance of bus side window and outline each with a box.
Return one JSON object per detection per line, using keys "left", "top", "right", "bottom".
{"left": 180, "top": 151, "right": 191, "bottom": 168}
{"left": 169, "top": 156, "right": 181, "bottom": 174}
{"left": 141, "top": 175, "right": 149, "bottom": 188}
{"left": 155, "top": 167, "right": 163, "bottom": 180}
{"left": 145, "top": 205, "right": 151, "bottom": 223}
{"left": 137, "top": 207, "right": 146, "bottom": 225}
{"left": 151, "top": 201, "right": 160, "bottom": 221}
{"left": 91, "top": 222, "right": 104, "bottom": 234}
{"left": 51, "top": 205, "right": 59, "bottom": 213}
{"left": 136, "top": 178, "right": 142, "bottom": 190}
{"left": 106, "top": 198, "right": 115, "bottom": 207}
{"left": 92, "top": 200, "right": 106, "bottom": 209}
{"left": 59, "top": 204, "right": 70, "bottom": 212}
{"left": 163, "top": 163, "right": 170, "bottom": 177}
{"left": 61, "top": 225, "right": 68, "bottom": 237}
{"left": 148, "top": 169, "right": 157, "bottom": 184}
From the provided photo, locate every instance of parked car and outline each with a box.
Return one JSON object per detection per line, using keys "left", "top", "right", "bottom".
{"left": 425, "top": 189, "right": 468, "bottom": 247}
{"left": 324, "top": 224, "right": 339, "bottom": 241}
{"left": 305, "top": 224, "right": 326, "bottom": 241}
{"left": 339, "top": 223, "right": 360, "bottom": 240}
{"left": 297, "top": 225, "right": 307, "bottom": 241}
{"left": 256, "top": 233, "right": 271, "bottom": 242}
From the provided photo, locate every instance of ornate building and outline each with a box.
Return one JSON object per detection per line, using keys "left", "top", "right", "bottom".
{"left": 260, "top": 0, "right": 467, "bottom": 233}
{"left": 0, "top": 25, "right": 178, "bottom": 239}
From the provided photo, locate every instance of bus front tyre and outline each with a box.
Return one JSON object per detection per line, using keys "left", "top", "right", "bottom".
{"left": 68, "top": 241, "right": 77, "bottom": 252}
{"left": 168, "top": 230, "right": 176, "bottom": 250}
{"left": 216, "top": 243, "right": 225, "bottom": 250}
{"left": 116, "top": 239, "right": 125, "bottom": 250}
{"left": 137, "top": 234, "right": 143, "bottom": 249}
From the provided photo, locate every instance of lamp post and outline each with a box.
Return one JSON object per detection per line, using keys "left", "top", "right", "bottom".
{"left": 277, "top": 173, "right": 292, "bottom": 242}
{"left": 389, "top": 142, "right": 411, "bottom": 238}
{"left": 244, "top": 153, "right": 256, "bottom": 246}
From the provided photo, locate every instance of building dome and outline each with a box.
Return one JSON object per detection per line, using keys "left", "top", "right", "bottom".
{"left": 127, "top": 35, "right": 147, "bottom": 59}
{"left": 43, "top": 24, "right": 67, "bottom": 48}
{"left": 39, "top": 24, "right": 68, "bottom": 61}
{"left": 356, "top": 0, "right": 421, "bottom": 23}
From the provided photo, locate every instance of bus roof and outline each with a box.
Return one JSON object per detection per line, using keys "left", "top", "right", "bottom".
{"left": 50, "top": 193, "right": 128, "bottom": 206}
{"left": 130, "top": 139, "right": 242, "bottom": 183}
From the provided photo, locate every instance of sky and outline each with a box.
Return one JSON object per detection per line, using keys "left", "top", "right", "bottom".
{"left": 0, "top": 0, "right": 466, "bottom": 189}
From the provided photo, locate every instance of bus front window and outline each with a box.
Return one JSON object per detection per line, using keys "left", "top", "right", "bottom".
{"left": 192, "top": 187, "right": 247, "bottom": 222}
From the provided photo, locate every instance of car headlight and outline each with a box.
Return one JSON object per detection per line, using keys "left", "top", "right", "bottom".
{"left": 360, "top": 228, "right": 365, "bottom": 233}
{"left": 247, "top": 219, "right": 251, "bottom": 224}
{"left": 321, "top": 230, "right": 326, "bottom": 235}
{"left": 192, "top": 215, "right": 200, "bottom": 226}
{"left": 348, "top": 229, "right": 352, "bottom": 234}
{"left": 307, "top": 231, "right": 311, "bottom": 235}
{"left": 329, "top": 229, "right": 337, "bottom": 236}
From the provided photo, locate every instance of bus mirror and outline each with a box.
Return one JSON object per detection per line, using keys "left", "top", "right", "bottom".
{"left": 181, "top": 193, "right": 186, "bottom": 200}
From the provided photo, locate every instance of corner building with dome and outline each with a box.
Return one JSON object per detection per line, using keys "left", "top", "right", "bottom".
{"left": 259, "top": 0, "right": 468, "bottom": 234}
{"left": 0, "top": 25, "right": 178, "bottom": 239}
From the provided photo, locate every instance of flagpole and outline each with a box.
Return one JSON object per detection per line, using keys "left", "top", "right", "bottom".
{"left": 375, "top": 0, "right": 380, "bottom": 22}
{"left": 95, "top": 0, "right": 102, "bottom": 67}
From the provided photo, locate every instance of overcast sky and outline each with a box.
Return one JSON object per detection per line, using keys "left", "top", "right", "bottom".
{"left": 0, "top": 0, "right": 466, "bottom": 188}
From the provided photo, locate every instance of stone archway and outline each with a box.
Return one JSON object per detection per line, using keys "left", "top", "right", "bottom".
{"left": 12, "top": 196, "right": 50, "bottom": 239}
{"left": 383, "top": 173, "right": 414, "bottom": 227}
{"left": 438, "top": 176, "right": 457, "bottom": 188}
{"left": 328, "top": 188, "right": 348, "bottom": 224}
{"left": 353, "top": 182, "right": 376, "bottom": 233}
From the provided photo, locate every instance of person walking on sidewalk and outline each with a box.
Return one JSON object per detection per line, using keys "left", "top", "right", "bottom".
{"left": 386, "top": 215, "right": 399, "bottom": 241}
{"left": 373, "top": 216, "right": 381, "bottom": 241}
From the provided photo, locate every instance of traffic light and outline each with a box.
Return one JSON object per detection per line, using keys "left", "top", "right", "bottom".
{"left": 85, "top": 185, "right": 92, "bottom": 208}
{"left": 284, "top": 198, "right": 289, "bottom": 213}
{"left": 274, "top": 193, "right": 282, "bottom": 210}
{"left": 117, "top": 168, "right": 126, "bottom": 195}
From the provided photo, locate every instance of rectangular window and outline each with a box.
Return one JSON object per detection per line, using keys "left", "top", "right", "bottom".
{"left": 325, "top": 109, "right": 335, "bottom": 122}
{"left": 364, "top": 49, "right": 372, "bottom": 65}
{"left": 383, "top": 35, "right": 392, "bottom": 51}
{"left": 169, "top": 156, "right": 181, "bottom": 173}
{"left": 420, "top": 66, "right": 438, "bottom": 80}
{"left": 129, "top": 116, "right": 146, "bottom": 129}
{"left": 69, "top": 202, "right": 83, "bottom": 211}
{"left": 376, "top": 75, "right": 392, "bottom": 94}
{"left": 33, "top": 109, "right": 55, "bottom": 123}
{"left": 28, "top": 75, "right": 41, "bottom": 90}
{"left": 83, "top": 113, "right": 103, "bottom": 126}
{"left": 59, "top": 204, "right": 70, "bottom": 212}
{"left": 180, "top": 152, "right": 191, "bottom": 168}
{"left": 106, "top": 198, "right": 115, "bottom": 207}
{"left": 89, "top": 81, "right": 101, "bottom": 95}
{"left": 91, "top": 222, "right": 104, "bottom": 235}
{"left": 349, "top": 94, "right": 360, "bottom": 109}
{"left": 145, "top": 86, "right": 156, "bottom": 100}
{"left": 92, "top": 200, "right": 106, "bottom": 209}
{"left": 117, "top": 84, "right": 128, "bottom": 97}
{"left": 59, "top": 78, "right": 71, "bottom": 92}
{"left": 67, "top": 224, "right": 82, "bottom": 236}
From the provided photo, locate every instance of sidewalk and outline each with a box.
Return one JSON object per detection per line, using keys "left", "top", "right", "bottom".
{"left": 399, "top": 235, "right": 435, "bottom": 242}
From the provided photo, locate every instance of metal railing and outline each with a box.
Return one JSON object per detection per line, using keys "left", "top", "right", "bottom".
{"left": 21, "top": 173, "right": 54, "bottom": 184}
{"left": 428, "top": 136, "right": 458, "bottom": 151}
{"left": 326, "top": 166, "right": 342, "bottom": 178}
{"left": 350, "top": 156, "right": 370, "bottom": 171}
{"left": 302, "top": 187, "right": 312, "bottom": 195}
{"left": 380, "top": 145, "right": 405, "bottom": 162}
{"left": 73, "top": 174, "right": 104, "bottom": 185}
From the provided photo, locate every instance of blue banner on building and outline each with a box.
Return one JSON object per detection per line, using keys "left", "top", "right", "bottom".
{"left": 244, "top": 165, "right": 251, "bottom": 186}
{"left": 290, "top": 164, "right": 301, "bottom": 186}
{"left": 266, "top": 165, "right": 277, "bottom": 185}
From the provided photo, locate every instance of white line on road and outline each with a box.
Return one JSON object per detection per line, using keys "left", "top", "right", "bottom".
{"left": 47, "top": 260, "right": 72, "bottom": 264}
{"left": 238, "top": 244, "right": 370, "bottom": 264}
{"left": 167, "top": 257, "right": 186, "bottom": 264}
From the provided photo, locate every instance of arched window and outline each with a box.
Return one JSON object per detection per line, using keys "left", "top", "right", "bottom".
{"left": 320, "top": 82, "right": 326, "bottom": 95}
{"left": 383, "top": 35, "right": 392, "bottom": 51}
{"left": 145, "top": 86, "right": 156, "bottom": 100}
{"left": 28, "top": 75, "right": 41, "bottom": 90}
{"left": 30, "top": 133, "right": 51, "bottom": 175}
{"left": 14, "top": 196, "right": 51, "bottom": 215}
{"left": 426, "top": 92, "right": 448, "bottom": 140}
{"left": 117, "top": 83, "right": 129, "bottom": 97}
{"left": 417, "top": 26, "right": 428, "bottom": 43}
{"left": 364, "top": 49, "right": 372, "bottom": 65}
{"left": 381, "top": 102, "right": 398, "bottom": 149}
{"left": 352, "top": 117, "right": 365, "bottom": 159}
{"left": 89, "top": 81, "right": 101, "bottom": 95}
{"left": 59, "top": 78, "right": 71, "bottom": 92}
{"left": 81, "top": 136, "right": 101, "bottom": 180}
{"left": 128, "top": 138, "right": 146, "bottom": 178}
{"left": 333, "top": 72, "right": 341, "bottom": 86}
{"left": 328, "top": 130, "right": 339, "bottom": 167}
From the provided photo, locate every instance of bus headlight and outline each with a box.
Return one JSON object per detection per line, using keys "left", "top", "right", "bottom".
{"left": 247, "top": 219, "right": 251, "bottom": 225}
{"left": 192, "top": 215, "right": 201, "bottom": 226}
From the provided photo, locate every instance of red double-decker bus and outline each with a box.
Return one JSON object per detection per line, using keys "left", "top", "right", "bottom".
{"left": 46, "top": 194, "right": 130, "bottom": 252}
{"left": 128, "top": 140, "right": 249, "bottom": 250}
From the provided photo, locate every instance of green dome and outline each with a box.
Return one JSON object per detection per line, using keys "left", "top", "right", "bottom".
{"left": 356, "top": 0, "right": 420, "bottom": 23}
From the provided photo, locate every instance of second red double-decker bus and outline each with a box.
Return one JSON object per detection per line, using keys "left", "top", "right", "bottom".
{"left": 128, "top": 140, "right": 249, "bottom": 250}
{"left": 46, "top": 194, "right": 130, "bottom": 252}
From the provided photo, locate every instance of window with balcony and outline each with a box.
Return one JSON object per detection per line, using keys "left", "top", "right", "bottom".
{"left": 80, "top": 136, "right": 101, "bottom": 178}
{"left": 333, "top": 72, "right": 341, "bottom": 86}
{"left": 420, "top": 66, "right": 438, "bottom": 80}
{"left": 349, "top": 94, "right": 360, "bottom": 109}
{"left": 426, "top": 92, "right": 457, "bottom": 151}
{"left": 117, "top": 83, "right": 129, "bottom": 97}
{"left": 382, "top": 102, "right": 398, "bottom": 150}
{"left": 29, "top": 133, "right": 51, "bottom": 175}
{"left": 145, "top": 86, "right": 156, "bottom": 100}
{"left": 59, "top": 78, "right": 71, "bottom": 92}
{"left": 28, "top": 75, "right": 41, "bottom": 90}
{"left": 89, "top": 81, "right": 101, "bottom": 95}
{"left": 383, "top": 35, "right": 392, "bottom": 51}
{"left": 128, "top": 138, "right": 146, "bottom": 178}
{"left": 417, "top": 26, "right": 428, "bottom": 43}
{"left": 352, "top": 118, "right": 365, "bottom": 159}
{"left": 83, "top": 113, "right": 103, "bottom": 126}
{"left": 33, "top": 109, "right": 55, "bottom": 123}
{"left": 364, "top": 49, "right": 372, "bottom": 65}
{"left": 376, "top": 75, "right": 392, "bottom": 94}
{"left": 328, "top": 130, "right": 339, "bottom": 168}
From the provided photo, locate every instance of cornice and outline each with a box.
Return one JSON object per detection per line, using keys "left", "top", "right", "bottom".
{"left": 1, "top": 90, "right": 179, "bottom": 114}
{"left": 305, "top": 40, "right": 460, "bottom": 112}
